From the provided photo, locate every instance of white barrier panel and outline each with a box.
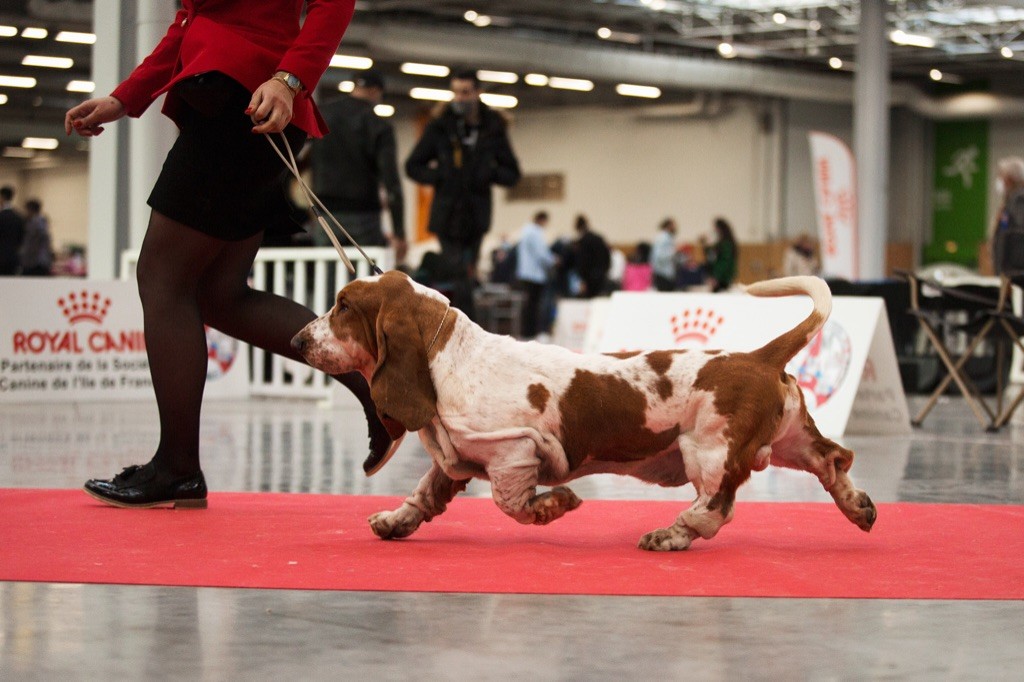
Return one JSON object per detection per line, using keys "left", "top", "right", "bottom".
{"left": 0, "top": 277, "right": 247, "bottom": 402}
{"left": 121, "top": 246, "right": 390, "bottom": 400}
{"left": 596, "top": 291, "right": 910, "bottom": 437}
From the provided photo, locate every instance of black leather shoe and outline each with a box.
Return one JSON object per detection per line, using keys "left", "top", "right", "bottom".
{"left": 83, "top": 462, "right": 207, "bottom": 509}
{"left": 364, "top": 414, "right": 407, "bottom": 476}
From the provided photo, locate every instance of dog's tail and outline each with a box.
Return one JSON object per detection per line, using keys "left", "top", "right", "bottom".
{"left": 746, "top": 276, "right": 832, "bottom": 368}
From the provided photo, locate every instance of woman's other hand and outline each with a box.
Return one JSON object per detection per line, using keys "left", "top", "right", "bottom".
{"left": 248, "top": 78, "right": 294, "bottom": 134}
{"left": 65, "top": 96, "right": 126, "bottom": 137}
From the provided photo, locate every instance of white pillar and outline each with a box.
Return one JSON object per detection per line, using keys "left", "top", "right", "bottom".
{"left": 854, "top": 0, "right": 890, "bottom": 280}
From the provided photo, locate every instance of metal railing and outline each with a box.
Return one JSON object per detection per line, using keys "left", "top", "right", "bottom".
{"left": 121, "top": 246, "right": 391, "bottom": 400}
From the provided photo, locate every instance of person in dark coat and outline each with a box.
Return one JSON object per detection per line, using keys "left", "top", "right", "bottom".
{"left": 0, "top": 186, "right": 26, "bottom": 275}
{"left": 572, "top": 214, "right": 611, "bottom": 298}
{"left": 405, "top": 69, "right": 521, "bottom": 278}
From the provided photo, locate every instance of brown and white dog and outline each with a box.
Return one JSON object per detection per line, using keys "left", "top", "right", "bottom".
{"left": 292, "top": 271, "right": 877, "bottom": 551}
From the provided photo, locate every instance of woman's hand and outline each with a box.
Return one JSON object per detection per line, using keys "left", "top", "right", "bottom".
{"left": 65, "top": 96, "right": 126, "bottom": 137}
{"left": 248, "top": 78, "right": 294, "bottom": 134}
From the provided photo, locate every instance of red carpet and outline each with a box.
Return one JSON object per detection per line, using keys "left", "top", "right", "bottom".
{"left": 1, "top": 489, "right": 1021, "bottom": 599}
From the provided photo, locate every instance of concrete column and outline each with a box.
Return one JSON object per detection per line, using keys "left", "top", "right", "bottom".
{"left": 854, "top": 0, "right": 890, "bottom": 280}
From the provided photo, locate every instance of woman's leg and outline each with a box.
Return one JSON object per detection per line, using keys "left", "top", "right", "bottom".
{"left": 195, "top": 232, "right": 396, "bottom": 458}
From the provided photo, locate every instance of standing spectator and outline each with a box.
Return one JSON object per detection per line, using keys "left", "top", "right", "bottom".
{"left": 309, "top": 69, "right": 406, "bottom": 263}
{"left": 701, "top": 217, "right": 738, "bottom": 292}
{"left": 405, "top": 68, "right": 521, "bottom": 280}
{"left": 650, "top": 217, "right": 678, "bottom": 292}
{"left": 515, "top": 210, "right": 556, "bottom": 339}
{"left": 0, "top": 185, "right": 25, "bottom": 275}
{"left": 572, "top": 214, "right": 611, "bottom": 298}
{"left": 19, "top": 199, "right": 53, "bottom": 276}
{"left": 783, "top": 234, "right": 819, "bottom": 277}
{"left": 992, "top": 156, "right": 1024, "bottom": 276}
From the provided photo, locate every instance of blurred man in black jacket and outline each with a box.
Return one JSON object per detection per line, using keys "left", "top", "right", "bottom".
{"left": 573, "top": 214, "right": 611, "bottom": 298}
{"left": 405, "top": 69, "right": 521, "bottom": 278}
{"left": 310, "top": 70, "right": 406, "bottom": 262}
{"left": 0, "top": 186, "right": 25, "bottom": 275}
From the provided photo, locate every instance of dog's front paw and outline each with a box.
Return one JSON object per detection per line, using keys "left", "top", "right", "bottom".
{"left": 367, "top": 508, "right": 421, "bottom": 540}
{"left": 530, "top": 486, "right": 583, "bottom": 525}
{"left": 638, "top": 526, "right": 693, "bottom": 552}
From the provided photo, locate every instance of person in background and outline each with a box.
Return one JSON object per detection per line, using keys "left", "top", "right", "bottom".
{"left": 701, "top": 217, "right": 738, "bottom": 292}
{"left": 64, "top": 0, "right": 400, "bottom": 510}
{"left": 309, "top": 69, "right": 406, "bottom": 263}
{"left": 992, "top": 156, "right": 1024, "bottom": 276}
{"left": 572, "top": 214, "right": 611, "bottom": 298}
{"left": 515, "top": 210, "right": 557, "bottom": 339}
{"left": 650, "top": 217, "right": 678, "bottom": 292}
{"left": 0, "top": 185, "right": 25, "bottom": 276}
{"left": 783, "top": 233, "right": 819, "bottom": 277}
{"left": 405, "top": 68, "right": 521, "bottom": 282}
{"left": 19, "top": 199, "right": 53, "bottom": 276}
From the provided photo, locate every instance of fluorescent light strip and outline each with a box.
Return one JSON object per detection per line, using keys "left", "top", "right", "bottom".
{"left": 401, "top": 62, "right": 450, "bottom": 78}
{"left": 480, "top": 93, "right": 518, "bottom": 108}
{"left": 67, "top": 80, "right": 95, "bottom": 93}
{"left": 0, "top": 75, "right": 37, "bottom": 88}
{"left": 0, "top": 25, "right": 17, "bottom": 37}
{"left": 548, "top": 76, "right": 593, "bottom": 92}
{"left": 23, "top": 137, "right": 59, "bottom": 150}
{"left": 524, "top": 73, "right": 549, "bottom": 87}
{"left": 374, "top": 104, "right": 395, "bottom": 117}
{"left": 330, "top": 54, "right": 372, "bottom": 69}
{"left": 615, "top": 83, "right": 661, "bottom": 99}
{"left": 55, "top": 31, "right": 96, "bottom": 44}
{"left": 21, "top": 27, "right": 47, "bottom": 39}
{"left": 23, "top": 55, "right": 74, "bottom": 69}
{"left": 890, "top": 30, "right": 935, "bottom": 48}
{"left": 478, "top": 70, "right": 518, "bottom": 84}
{"left": 409, "top": 87, "right": 453, "bottom": 101}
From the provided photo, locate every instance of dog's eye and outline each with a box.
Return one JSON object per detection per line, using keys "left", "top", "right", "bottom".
{"left": 337, "top": 303, "right": 349, "bottom": 313}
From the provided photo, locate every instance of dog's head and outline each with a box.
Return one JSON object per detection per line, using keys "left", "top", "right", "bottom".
{"left": 292, "top": 270, "right": 451, "bottom": 432}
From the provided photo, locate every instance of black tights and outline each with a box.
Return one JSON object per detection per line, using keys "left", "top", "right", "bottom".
{"left": 136, "top": 211, "right": 383, "bottom": 477}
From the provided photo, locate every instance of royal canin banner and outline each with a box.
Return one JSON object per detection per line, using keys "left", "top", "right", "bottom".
{"left": 0, "top": 278, "right": 247, "bottom": 403}
{"left": 809, "top": 131, "right": 859, "bottom": 280}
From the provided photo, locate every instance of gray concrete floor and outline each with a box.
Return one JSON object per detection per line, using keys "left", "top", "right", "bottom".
{"left": 2, "top": 394, "right": 1022, "bottom": 681}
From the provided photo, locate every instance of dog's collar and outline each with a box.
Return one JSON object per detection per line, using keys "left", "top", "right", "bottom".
{"left": 427, "top": 305, "right": 451, "bottom": 354}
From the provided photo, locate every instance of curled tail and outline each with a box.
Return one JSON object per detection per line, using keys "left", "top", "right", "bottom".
{"left": 746, "top": 276, "right": 832, "bottom": 368}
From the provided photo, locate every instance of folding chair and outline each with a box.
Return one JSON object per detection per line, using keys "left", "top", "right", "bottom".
{"left": 900, "top": 270, "right": 1002, "bottom": 429}
{"left": 985, "top": 274, "right": 1024, "bottom": 429}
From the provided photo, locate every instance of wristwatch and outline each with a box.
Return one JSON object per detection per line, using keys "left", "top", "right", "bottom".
{"left": 272, "top": 71, "right": 303, "bottom": 95}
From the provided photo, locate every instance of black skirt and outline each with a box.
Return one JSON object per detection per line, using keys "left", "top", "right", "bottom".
{"left": 148, "top": 73, "right": 308, "bottom": 241}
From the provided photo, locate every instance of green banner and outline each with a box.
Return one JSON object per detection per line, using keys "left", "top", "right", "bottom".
{"left": 925, "top": 120, "right": 989, "bottom": 266}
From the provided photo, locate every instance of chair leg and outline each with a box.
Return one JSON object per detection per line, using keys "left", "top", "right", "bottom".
{"left": 913, "top": 318, "right": 996, "bottom": 429}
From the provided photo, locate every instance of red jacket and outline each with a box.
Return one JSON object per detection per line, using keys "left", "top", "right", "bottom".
{"left": 110, "top": 0, "right": 354, "bottom": 137}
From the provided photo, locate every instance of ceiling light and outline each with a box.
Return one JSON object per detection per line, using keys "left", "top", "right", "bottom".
{"left": 3, "top": 147, "right": 35, "bottom": 158}
{"left": 55, "top": 31, "right": 96, "bottom": 44}
{"left": 464, "top": 10, "right": 478, "bottom": 22}
{"left": 717, "top": 42, "right": 737, "bottom": 58}
{"left": 828, "top": 57, "right": 843, "bottom": 69}
{"left": 67, "top": 80, "right": 95, "bottom": 93}
{"left": 0, "top": 94, "right": 6, "bottom": 105}
{"left": 21, "top": 27, "right": 47, "bottom": 39}
{"left": 478, "top": 70, "right": 518, "bottom": 84}
{"left": 472, "top": 15, "right": 492, "bottom": 27}
{"left": 597, "top": 27, "right": 612, "bottom": 39}
{"left": 338, "top": 80, "right": 354, "bottom": 92}
{"left": 0, "top": 75, "right": 36, "bottom": 88}
{"left": 330, "top": 55, "right": 372, "bottom": 69}
{"left": 524, "top": 73, "right": 549, "bottom": 87}
{"left": 409, "top": 87, "right": 453, "bottom": 101}
{"left": 0, "top": 26, "right": 17, "bottom": 37}
{"left": 808, "top": 20, "right": 821, "bottom": 31}
{"left": 890, "top": 29, "right": 935, "bottom": 48}
{"left": 615, "top": 83, "right": 661, "bottom": 98}
{"left": 374, "top": 104, "right": 395, "bottom": 117}
{"left": 22, "top": 55, "right": 74, "bottom": 69}
{"left": 772, "top": 13, "right": 787, "bottom": 25}
{"left": 1001, "top": 46, "right": 1014, "bottom": 58}
{"left": 22, "top": 137, "right": 58, "bottom": 150}
{"left": 548, "top": 77, "right": 593, "bottom": 92}
{"left": 480, "top": 93, "right": 518, "bottom": 108}
{"left": 401, "top": 62, "right": 450, "bottom": 78}
{"left": 930, "top": 69, "right": 943, "bottom": 81}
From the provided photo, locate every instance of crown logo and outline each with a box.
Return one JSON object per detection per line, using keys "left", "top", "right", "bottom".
{"left": 58, "top": 290, "right": 112, "bottom": 324}
{"left": 670, "top": 307, "right": 724, "bottom": 346}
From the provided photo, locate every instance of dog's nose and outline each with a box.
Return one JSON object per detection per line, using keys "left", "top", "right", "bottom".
{"left": 290, "top": 333, "right": 307, "bottom": 355}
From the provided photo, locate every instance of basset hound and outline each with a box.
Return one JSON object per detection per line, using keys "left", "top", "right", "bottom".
{"left": 292, "top": 271, "right": 877, "bottom": 551}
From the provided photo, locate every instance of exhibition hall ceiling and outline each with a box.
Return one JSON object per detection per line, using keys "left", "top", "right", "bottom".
{"left": 1, "top": 0, "right": 1022, "bottom": 155}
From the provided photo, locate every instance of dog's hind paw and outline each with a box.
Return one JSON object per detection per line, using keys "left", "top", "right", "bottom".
{"left": 638, "top": 526, "right": 693, "bottom": 551}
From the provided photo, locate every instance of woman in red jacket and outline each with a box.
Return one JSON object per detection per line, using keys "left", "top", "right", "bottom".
{"left": 65, "top": 0, "right": 400, "bottom": 509}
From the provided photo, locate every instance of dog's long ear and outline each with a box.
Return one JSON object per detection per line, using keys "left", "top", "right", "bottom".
{"left": 370, "top": 296, "right": 437, "bottom": 432}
